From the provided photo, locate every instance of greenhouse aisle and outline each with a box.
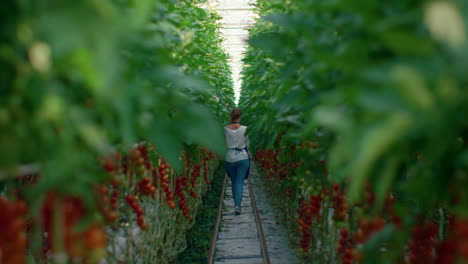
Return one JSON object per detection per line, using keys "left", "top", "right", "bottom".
{"left": 3, "top": 0, "right": 466, "bottom": 263}
{"left": 214, "top": 165, "right": 297, "bottom": 264}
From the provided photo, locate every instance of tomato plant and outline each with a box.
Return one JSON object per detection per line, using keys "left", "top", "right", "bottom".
{"left": 241, "top": 0, "right": 468, "bottom": 263}
{"left": 0, "top": 0, "right": 233, "bottom": 263}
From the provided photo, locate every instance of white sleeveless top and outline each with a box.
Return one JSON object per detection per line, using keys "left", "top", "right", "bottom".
{"left": 224, "top": 125, "right": 249, "bottom": 162}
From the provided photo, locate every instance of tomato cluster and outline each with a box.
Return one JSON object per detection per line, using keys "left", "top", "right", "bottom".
{"left": 433, "top": 217, "right": 468, "bottom": 264}
{"left": 0, "top": 198, "right": 27, "bottom": 264}
{"left": 41, "top": 193, "right": 107, "bottom": 260}
{"left": 435, "top": 238, "right": 457, "bottom": 264}
{"left": 337, "top": 228, "right": 354, "bottom": 264}
{"left": 278, "top": 163, "right": 288, "bottom": 181}
{"left": 408, "top": 222, "right": 438, "bottom": 263}
{"left": 110, "top": 182, "right": 120, "bottom": 211}
{"left": 454, "top": 219, "right": 468, "bottom": 260}
{"left": 175, "top": 176, "right": 191, "bottom": 220}
{"left": 190, "top": 164, "right": 201, "bottom": 199}
{"left": 97, "top": 185, "right": 118, "bottom": 223}
{"left": 255, "top": 149, "right": 279, "bottom": 179}
{"left": 296, "top": 195, "right": 322, "bottom": 252}
{"left": 125, "top": 195, "right": 148, "bottom": 230}
{"left": 202, "top": 148, "right": 215, "bottom": 184}
{"left": 137, "top": 177, "right": 156, "bottom": 196}
{"left": 137, "top": 145, "right": 152, "bottom": 171}
{"left": 331, "top": 184, "right": 347, "bottom": 222}
{"left": 102, "top": 153, "right": 121, "bottom": 176}
{"left": 353, "top": 217, "right": 386, "bottom": 244}
{"left": 159, "top": 161, "right": 176, "bottom": 209}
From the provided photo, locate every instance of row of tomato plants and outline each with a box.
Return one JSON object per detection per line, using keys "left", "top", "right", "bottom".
{"left": 254, "top": 146, "right": 466, "bottom": 263}
{"left": 1, "top": 143, "right": 219, "bottom": 263}
{"left": 241, "top": 0, "right": 467, "bottom": 263}
{"left": 1, "top": 0, "right": 234, "bottom": 263}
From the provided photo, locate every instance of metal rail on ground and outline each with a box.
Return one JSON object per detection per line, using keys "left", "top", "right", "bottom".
{"left": 208, "top": 174, "right": 271, "bottom": 264}
{"left": 208, "top": 174, "right": 228, "bottom": 264}
{"left": 248, "top": 177, "right": 271, "bottom": 264}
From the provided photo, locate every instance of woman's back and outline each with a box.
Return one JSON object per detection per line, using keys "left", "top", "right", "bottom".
{"left": 224, "top": 125, "right": 248, "bottom": 149}
{"left": 224, "top": 107, "right": 250, "bottom": 215}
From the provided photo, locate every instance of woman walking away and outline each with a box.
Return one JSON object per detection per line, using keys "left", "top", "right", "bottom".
{"left": 224, "top": 108, "right": 250, "bottom": 215}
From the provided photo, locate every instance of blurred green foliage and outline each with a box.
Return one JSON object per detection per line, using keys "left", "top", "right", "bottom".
{"left": 240, "top": 0, "right": 467, "bottom": 262}
{"left": 0, "top": 0, "right": 234, "bottom": 199}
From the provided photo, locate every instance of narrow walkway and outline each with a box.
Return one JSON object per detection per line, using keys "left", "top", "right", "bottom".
{"left": 249, "top": 165, "right": 297, "bottom": 264}
{"left": 213, "top": 164, "right": 297, "bottom": 264}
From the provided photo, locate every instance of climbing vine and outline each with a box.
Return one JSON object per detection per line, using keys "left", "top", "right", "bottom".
{"left": 241, "top": 0, "right": 467, "bottom": 263}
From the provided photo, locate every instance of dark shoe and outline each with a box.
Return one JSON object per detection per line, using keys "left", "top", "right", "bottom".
{"left": 234, "top": 205, "right": 241, "bottom": 215}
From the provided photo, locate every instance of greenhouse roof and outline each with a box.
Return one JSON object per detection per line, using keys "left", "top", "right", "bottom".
{"left": 209, "top": 0, "right": 257, "bottom": 104}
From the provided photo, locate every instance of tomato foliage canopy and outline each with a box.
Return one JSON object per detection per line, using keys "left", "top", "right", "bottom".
{"left": 0, "top": 1, "right": 234, "bottom": 263}
{"left": 0, "top": 0, "right": 234, "bottom": 187}
{"left": 241, "top": 0, "right": 468, "bottom": 262}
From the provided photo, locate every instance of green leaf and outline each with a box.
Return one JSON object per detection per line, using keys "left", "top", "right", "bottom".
{"left": 150, "top": 120, "right": 183, "bottom": 171}
{"left": 348, "top": 113, "right": 411, "bottom": 202}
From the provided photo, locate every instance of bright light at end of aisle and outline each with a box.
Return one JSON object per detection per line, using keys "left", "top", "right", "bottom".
{"left": 212, "top": 0, "right": 257, "bottom": 105}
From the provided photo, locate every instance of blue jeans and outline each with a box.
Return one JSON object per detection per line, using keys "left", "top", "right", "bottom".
{"left": 225, "top": 159, "right": 250, "bottom": 207}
